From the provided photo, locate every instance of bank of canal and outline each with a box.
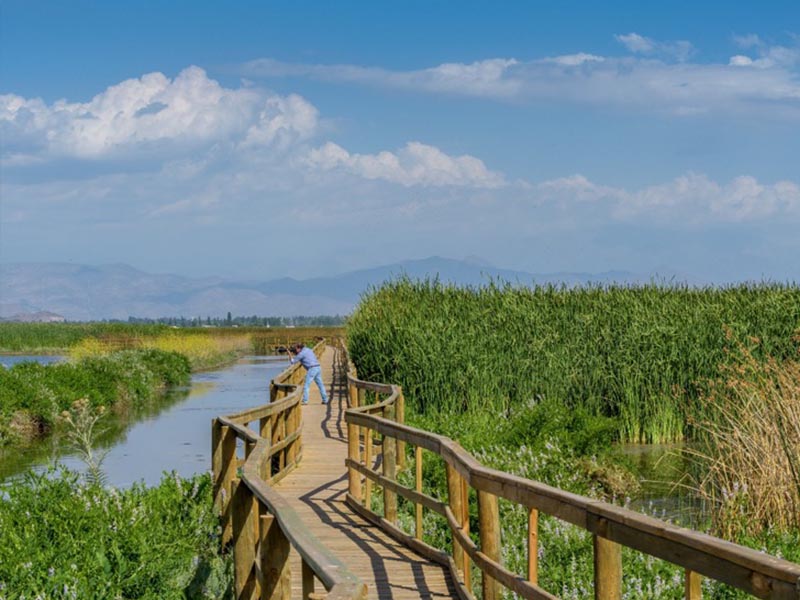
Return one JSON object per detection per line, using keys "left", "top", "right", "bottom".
{"left": 0, "top": 355, "right": 289, "bottom": 486}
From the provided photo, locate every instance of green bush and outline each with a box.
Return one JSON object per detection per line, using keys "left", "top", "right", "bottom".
{"left": 0, "top": 350, "right": 190, "bottom": 444}
{"left": 0, "top": 468, "right": 231, "bottom": 599}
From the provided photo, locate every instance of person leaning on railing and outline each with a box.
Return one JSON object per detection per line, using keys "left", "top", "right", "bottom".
{"left": 287, "top": 343, "right": 329, "bottom": 405}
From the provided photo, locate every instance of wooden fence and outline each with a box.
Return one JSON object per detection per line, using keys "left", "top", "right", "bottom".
{"left": 340, "top": 340, "right": 800, "bottom": 600}
{"left": 212, "top": 341, "right": 367, "bottom": 600}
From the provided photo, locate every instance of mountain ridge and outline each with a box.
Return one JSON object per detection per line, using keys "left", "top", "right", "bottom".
{"left": 0, "top": 258, "right": 655, "bottom": 321}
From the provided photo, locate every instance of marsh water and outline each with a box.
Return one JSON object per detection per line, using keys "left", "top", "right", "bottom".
{"left": 0, "top": 354, "right": 290, "bottom": 487}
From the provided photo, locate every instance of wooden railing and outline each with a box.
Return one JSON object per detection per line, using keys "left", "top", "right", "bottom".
{"left": 340, "top": 340, "right": 800, "bottom": 600}
{"left": 212, "top": 341, "right": 367, "bottom": 600}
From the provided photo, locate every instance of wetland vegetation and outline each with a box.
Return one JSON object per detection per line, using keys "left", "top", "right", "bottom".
{"left": 348, "top": 278, "right": 800, "bottom": 598}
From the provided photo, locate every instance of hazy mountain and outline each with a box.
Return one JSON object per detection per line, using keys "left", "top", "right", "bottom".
{"left": 0, "top": 258, "right": 648, "bottom": 321}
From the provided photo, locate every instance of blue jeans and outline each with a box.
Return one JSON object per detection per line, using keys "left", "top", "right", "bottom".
{"left": 303, "top": 366, "right": 328, "bottom": 404}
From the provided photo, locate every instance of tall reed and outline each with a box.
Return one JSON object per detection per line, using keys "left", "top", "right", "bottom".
{"left": 347, "top": 278, "right": 800, "bottom": 443}
{"left": 689, "top": 333, "right": 800, "bottom": 539}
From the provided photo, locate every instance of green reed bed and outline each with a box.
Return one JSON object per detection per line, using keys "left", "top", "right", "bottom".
{"left": 0, "top": 468, "right": 231, "bottom": 599}
{"left": 0, "top": 349, "right": 190, "bottom": 445}
{"left": 348, "top": 278, "right": 800, "bottom": 443}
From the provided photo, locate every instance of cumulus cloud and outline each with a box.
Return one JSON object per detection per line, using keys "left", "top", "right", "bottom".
{"left": 727, "top": 35, "right": 800, "bottom": 69}
{"left": 0, "top": 66, "right": 319, "bottom": 162}
{"left": 306, "top": 141, "right": 505, "bottom": 188}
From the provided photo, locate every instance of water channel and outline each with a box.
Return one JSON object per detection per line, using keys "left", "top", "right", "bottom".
{"left": 0, "top": 354, "right": 289, "bottom": 487}
{"left": 1, "top": 354, "right": 705, "bottom": 525}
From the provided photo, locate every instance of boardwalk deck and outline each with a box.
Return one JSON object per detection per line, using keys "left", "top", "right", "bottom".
{"left": 274, "top": 346, "right": 457, "bottom": 600}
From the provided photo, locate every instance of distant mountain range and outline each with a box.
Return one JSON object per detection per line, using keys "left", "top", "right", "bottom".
{"left": 0, "top": 258, "right": 654, "bottom": 321}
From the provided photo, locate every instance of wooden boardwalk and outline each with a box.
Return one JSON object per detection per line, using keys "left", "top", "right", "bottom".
{"left": 274, "top": 346, "right": 457, "bottom": 600}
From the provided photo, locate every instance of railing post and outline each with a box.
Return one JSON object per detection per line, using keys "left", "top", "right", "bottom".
{"left": 286, "top": 401, "right": 299, "bottom": 466}
{"left": 348, "top": 421, "right": 363, "bottom": 502}
{"left": 302, "top": 559, "right": 315, "bottom": 600}
{"left": 478, "top": 490, "right": 501, "bottom": 600}
{"left": 213, "top": 422, "right": 237, "bottom": 547}
{"left": 382, "top": 404, "right": 397, "bottom": 523}
{"left": 528, "top": 507, "right": 539, "bottom": 585}
{"left": 396, "top": 387, "right": 406, "bottom": 471}
{"left": 232, "top": 479, "right": 259, "bottom": 600}
{"left": 364, "top": 428, "right": 373, "bottom": 509}
{"left": 446, "top": 464, "right": 466, "bottom": 575}
{"left": 685, "top": 569, "right": 702, "bottom": 600}
{"left": 594, "top": 532, "right": 622, "bottom": 600}
{"left": 261, "top": 512, "right": 291, "bottom": 600}
{"left": 349, "top": 380, "right": 358, "bottom": 408}
{"left": 415, "top": 446, "right": 423, "bottom": 540}
{"left": 461, "top": 477, "right": 472, "bottom": 594}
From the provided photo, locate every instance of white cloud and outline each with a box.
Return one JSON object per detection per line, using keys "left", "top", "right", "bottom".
{"left": 0, "top": 66, "right": 319, "bottom": 162}
{"left": 615, "top": 33, "right": 656, "bottom": 54}
{"left": 242, "top": 35, "right": 800, "bottom": 118}
{"left": 615, "top": 32, "right": 694, "bottom": 61}
{"left": 242, "top": 58, "right": 523, "bottom": 99}
{"left": 540, "top": 53, "right": 605, "bottom": 66}
{"left": 307, "top": 141, "right": 505, "bottom": 188}
{"left": 538, "top": 172, "right": 800, "bottom": 223}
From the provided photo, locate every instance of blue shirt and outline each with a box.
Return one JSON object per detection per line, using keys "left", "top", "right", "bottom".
{"left": 290, "top": 347, "right": 320, "bottom": 369}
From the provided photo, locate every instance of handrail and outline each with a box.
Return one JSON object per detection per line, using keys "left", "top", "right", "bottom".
{"left": 340, "top": 339, "right": 800, "bottom": 600}
{"left": 212, "top": 341, "right": 367, "bottom": 600}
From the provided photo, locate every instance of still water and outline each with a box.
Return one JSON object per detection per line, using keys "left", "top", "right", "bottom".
{"left": 0, "top": 355, "right": 290, "bottom": 487}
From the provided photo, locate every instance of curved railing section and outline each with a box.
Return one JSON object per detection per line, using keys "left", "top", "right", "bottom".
{"left": 212, "top": 341, "right": 367, "bottom": 600}
{"left": 340, "top": 340, "right": 800, "bottom": 600}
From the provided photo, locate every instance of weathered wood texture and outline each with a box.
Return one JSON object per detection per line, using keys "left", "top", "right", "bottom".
{"left": 273, "top": 346, "right": 457, "bottom": 600}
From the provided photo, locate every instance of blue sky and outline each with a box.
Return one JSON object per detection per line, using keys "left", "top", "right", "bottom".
{"left": 1, "top": 1, "right": 799, "bottom": 282}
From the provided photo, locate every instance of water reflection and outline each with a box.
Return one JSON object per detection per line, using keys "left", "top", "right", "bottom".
{"left": 0, "top": 355, "right": 289, "bottom": 487}
{"left": 622, "top": 442, "right": 710, "bottom": 527}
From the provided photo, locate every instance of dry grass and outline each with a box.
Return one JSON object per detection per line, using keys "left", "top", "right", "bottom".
{"left": 689, "top": 331, "right": 800, "bottom": 539}
{"left": 69, "top": 332, "right": 251, "bottom": 370}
